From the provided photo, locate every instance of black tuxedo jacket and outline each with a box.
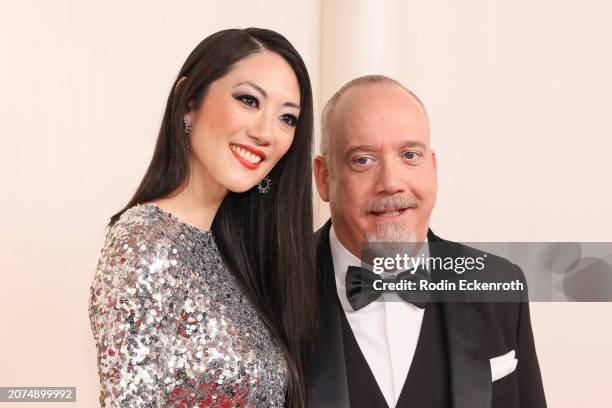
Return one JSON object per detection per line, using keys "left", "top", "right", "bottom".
{"left": 307, "top": 220, "right": 547, "bottom": 408}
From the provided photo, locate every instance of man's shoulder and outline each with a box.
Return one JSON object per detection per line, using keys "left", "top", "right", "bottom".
{"left": 314, "top": 220, "right": 333, "bottom": 255}
{"left": 431, "top": 232, "right": 527, "bottom": 331}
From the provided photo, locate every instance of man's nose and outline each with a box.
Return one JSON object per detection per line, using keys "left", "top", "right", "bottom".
{"left": 375, "top": 158, "right": 405, "bottom": 195}
{"left": 247, "top": 112, "right": 273, "bottom": 146}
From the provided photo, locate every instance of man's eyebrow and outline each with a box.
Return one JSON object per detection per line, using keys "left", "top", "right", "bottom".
{"left": 399, "top": 140, "right": 428, "bottom": 150}
{"left": 235, "top": 81, "right": 300, "bottom": 109}
{"left": 343, "top": 140, "right": 428, "bottom": 157}
{"left": 343, "top": 144, "right": 377, "bottom": 158}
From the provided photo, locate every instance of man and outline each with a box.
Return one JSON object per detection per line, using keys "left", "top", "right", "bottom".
{"left": 308, "top": 75, "right": 546, "bottom": 408}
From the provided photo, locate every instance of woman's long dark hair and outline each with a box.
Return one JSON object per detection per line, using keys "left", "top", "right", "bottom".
{"left": 110, "top": 28, "right": 316, "bottom": 407}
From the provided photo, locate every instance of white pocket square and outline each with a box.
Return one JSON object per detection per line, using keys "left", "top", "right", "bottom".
{"left": 490, "top": 349, "right": 517, "bottom": 382}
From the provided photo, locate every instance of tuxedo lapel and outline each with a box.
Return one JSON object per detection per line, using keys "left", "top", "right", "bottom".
{"left": 428, "top": 230, "right": 492, "bottom": 408}
{"left": 308, "top": 221, "right": 350, "bottom": 408}
{"left": 308, "top": 225, "right": 493, "bottom": 408}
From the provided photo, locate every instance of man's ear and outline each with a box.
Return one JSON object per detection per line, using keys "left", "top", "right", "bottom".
{"left": 431, "top": 149, "right": 438, "bottom": 173}
{"left": 314, "top": 155, "right": 330, "bottom": 202}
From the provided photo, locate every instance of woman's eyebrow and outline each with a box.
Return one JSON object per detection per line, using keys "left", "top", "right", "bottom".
{"left": 235, "top": 81, "right": 300, "bottom": 109}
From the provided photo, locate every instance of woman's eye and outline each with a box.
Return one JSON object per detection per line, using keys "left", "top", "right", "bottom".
{"left": 236, "top": 95, "right": 259, "bottom": 108}
{"left": 280, "top": 114, "right": 298, "bottom": 127}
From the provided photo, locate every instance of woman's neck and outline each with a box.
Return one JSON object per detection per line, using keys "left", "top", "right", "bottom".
{"left": 153, "top": 163, "right": 227, "bottom": 231}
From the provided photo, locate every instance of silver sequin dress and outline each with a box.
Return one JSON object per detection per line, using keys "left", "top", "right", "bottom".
{"left": 89, "top": 203, "right": 288, "bottom": 407}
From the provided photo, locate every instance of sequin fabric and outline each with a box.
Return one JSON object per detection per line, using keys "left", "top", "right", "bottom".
{"left": 89, "top": 203, "right": 287, "bottom": 407}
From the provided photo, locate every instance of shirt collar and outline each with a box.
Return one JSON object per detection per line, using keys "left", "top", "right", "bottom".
{"left": 329, "top": 225, "right": 431, "bottom": 312}
{"left": 329, "top": 225, "right": 362, "bottom": 312}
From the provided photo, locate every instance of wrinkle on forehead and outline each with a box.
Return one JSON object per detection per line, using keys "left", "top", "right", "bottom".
{"left": 326, "top": 83, "right": 431, "bottom": 166}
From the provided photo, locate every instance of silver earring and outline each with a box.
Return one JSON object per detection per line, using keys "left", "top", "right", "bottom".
{"left": 183, "top": 118, "right": 191, "bottom": 136}
{"left": 257, "top": 175, "right": 272, "bottom": 194}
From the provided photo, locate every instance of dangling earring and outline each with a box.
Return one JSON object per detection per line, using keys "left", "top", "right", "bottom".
{"left": 183, "top": 118, "right": 192, "bottom": 136}
{"left": 257, "top": 175, "right": 272, "bottom": 194}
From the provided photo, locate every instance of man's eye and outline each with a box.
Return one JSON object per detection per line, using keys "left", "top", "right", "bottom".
{"left": 354, "top": 157, "right": 371, "bottom": 165}
{"left": 280, "top": 114, "right": 298, "bottom": 127}
{"left": 403, "top": 151, "right": 420, "bottom": 160}
{"left": 236, "top": 95, "right": 259, "bottom": 108}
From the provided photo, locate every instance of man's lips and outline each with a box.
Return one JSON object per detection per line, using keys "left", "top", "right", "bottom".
{"left": 230, "top": 143, "right": 266, "bottom": 170}
{"left": 368, "top": 207, "right": 411, "bottom": 218}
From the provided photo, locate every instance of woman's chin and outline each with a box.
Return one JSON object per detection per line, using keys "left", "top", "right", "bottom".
{"left": 223, "top": 180, "right": 259, "bottom": 194}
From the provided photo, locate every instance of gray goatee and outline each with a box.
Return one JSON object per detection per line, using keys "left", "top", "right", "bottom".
{"left": 365, "top": 195, "right": 418, "bottom": 243}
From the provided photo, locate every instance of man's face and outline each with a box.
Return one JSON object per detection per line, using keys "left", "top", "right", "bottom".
{"left": 315, "top": 84, "right": 437, "bottom": 257}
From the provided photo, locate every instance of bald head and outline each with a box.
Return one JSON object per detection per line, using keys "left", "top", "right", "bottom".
{"left": 320, "top": 75, "right": 429, "bottom": 159}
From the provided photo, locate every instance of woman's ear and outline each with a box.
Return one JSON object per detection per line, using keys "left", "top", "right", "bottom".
{"left": 176, "top": 76, "right": 194, "bottom": 126}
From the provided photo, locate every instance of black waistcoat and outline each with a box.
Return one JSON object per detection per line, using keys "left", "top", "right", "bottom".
{"left": 341, "top": 301, "right": 451, "bottom": 408}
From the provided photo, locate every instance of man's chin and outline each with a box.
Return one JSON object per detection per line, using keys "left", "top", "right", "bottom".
{"left": 366, "top": 221, "right": 416, "bottom": 243}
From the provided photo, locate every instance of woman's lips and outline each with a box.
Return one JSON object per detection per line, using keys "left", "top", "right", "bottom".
{"left": 230, "top": 143, "right": 265, "bottom": 170}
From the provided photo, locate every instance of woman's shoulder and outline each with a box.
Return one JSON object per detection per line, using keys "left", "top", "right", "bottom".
{"left": 108, "top": 203, "right": 207, "bottom": 242}
{"left": 109, "top": 202, "right": 163, "bottom": 236}
{"left": 101, "top": 203, "right": 216, "bottom": 265}
{"left": 103, "top": 203, "right": 198, "bottom": 261}
{"left": 93, "top": 204, "right": 191, "bottom": 294}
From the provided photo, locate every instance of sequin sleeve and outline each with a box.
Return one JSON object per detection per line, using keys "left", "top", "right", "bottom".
{"left": 89, "top": 218, "right": 176, "bottom": 407}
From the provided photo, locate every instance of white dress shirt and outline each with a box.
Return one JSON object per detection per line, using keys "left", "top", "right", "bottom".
{"left": 329, "top": 226, "right": 428, "bottom": 408}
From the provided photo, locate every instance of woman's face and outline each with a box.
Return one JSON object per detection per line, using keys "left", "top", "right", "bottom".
{"left": 186, "top": 50, "right": 301, "bottom": 193}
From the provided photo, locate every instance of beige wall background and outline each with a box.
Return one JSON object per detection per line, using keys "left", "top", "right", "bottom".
{"left": 1, "top": 0, "right": 610, "bottom": 406}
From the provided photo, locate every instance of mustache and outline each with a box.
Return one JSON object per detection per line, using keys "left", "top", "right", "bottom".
{"left": 365, "top": 195, "right": 419, "bottom": 213}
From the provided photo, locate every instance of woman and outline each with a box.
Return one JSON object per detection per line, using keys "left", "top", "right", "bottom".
{"left": 89, "top": 28, "right": 316, "bottom": 407}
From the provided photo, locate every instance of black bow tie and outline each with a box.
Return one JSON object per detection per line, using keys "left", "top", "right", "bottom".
{"left": 346, "top": 265, "right": 431, "bottom": 311}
